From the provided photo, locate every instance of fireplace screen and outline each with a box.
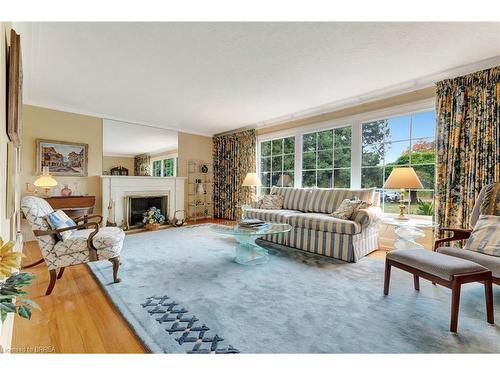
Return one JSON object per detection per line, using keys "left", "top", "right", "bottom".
{"left": 126, "top": 194, "right": 169, "bottom": 229}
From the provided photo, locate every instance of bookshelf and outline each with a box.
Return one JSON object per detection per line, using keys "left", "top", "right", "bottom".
{"left": 187, "top": 160, "right": 213, "bottom": 221}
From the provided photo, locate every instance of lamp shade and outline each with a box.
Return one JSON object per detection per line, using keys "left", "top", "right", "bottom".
{"left": 242, "top": 172, "right": 262, "bottom": 187}
{"left": 383, "top": 167, "right": 423, "bottom": 189}
{"left": 34, "top": 175, "right": 58, "bottom": 188}
{"left": 34, "top": 167, "right": 58, "bottom": 188}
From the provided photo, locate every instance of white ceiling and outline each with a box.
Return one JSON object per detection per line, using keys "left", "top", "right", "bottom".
{"left": 103, "top": 119, "right": 177, "bottom": 157}
{"left": 15, "top": 22, "right": 500, "bottom": 136}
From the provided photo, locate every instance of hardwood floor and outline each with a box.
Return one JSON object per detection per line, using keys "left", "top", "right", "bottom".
{"left": 12, "top": 220, "right": 386, "bottom": 353}
{"left": 12, "top": 241, "right": 146, "bottom": 353}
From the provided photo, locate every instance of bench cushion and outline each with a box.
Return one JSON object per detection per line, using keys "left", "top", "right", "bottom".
{"left": 387, "top": 249, "right": 488, "bottom": 281}
{"left": 437, "top": 246, "right": 500, "bottom": 278}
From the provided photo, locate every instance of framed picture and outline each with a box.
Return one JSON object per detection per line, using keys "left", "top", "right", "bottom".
{"left": 7, "top": 29, "right": 23, "bottom": 147}
{"left": 36, "top": 139, "right": 89, "bottom": 176}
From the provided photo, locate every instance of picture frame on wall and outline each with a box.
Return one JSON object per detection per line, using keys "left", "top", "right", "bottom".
{"left": 7, "top": 29, "right": 23, "bottom": 147}
{"left": 36, "top": 139, "right": 89, "bottom": 177}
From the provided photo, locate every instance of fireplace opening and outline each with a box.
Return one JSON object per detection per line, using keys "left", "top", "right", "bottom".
{"left": 126, "top": 194, "right": 169, "bottom": 229}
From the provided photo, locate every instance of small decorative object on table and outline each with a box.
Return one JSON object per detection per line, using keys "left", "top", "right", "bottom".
{"left": 201, "top": 164, "right": 209, "bottom": 173}
{"left": 143, "top": 206, "right": 165, "bottom": 231}
{"left": 60, "top": 184, "right": 72, "bottom": 197}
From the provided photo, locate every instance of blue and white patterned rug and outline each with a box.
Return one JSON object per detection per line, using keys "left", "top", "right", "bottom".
{"left": 88, "top": 224, "right": 500, "bottom": 353}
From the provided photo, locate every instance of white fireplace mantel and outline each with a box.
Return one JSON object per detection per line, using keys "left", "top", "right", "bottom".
{"left": 101, "top": 175, "right": 186, "bottom": 227}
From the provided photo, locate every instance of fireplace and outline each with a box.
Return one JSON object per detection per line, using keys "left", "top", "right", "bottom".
{"left": 125, "top": 194, "right": 169, "bottom": 230}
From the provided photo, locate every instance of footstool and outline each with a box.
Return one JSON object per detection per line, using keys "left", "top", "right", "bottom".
{"left": 384, "top": 249, "right": 494, "bottom": 333}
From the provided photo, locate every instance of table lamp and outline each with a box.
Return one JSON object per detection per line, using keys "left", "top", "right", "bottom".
{"left": 383, "top": 167, "right": 423, "bottom": 221}
{"left": 242, "top": 172, "right": 262, "bottom": 202}
{"left": 34, "top": 166, "right": 58, "bottom": 197}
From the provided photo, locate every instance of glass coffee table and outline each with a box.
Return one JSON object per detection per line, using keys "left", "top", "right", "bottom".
{"left": 210, "top": 222, "right": 291, "bottom": 265}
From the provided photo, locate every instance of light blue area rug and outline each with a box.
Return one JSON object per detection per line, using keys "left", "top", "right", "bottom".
{"left": 88, "top": 224, "right": 500, "bottom": 353}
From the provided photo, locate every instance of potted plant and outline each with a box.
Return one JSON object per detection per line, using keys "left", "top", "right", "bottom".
{"left": 143, "top": 206, "right": 165, "bottom": 231}
{"left": 0, "top": 236, "right": 38, "bottom": 346}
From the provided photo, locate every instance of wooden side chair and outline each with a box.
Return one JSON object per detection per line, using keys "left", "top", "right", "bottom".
{"left": 434, "top": 183, "right": 500, "bottom": 285}
{"left": 21, "top": 196, "right": 125, "bottom": 295}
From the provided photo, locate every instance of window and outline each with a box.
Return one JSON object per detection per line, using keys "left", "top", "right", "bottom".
{"left": 152, "top": 157, "right": 177, "bottom": 177}
{"left": 302, "top": 126, "right": 351, "bottom": 188}
{"left": 361, "top": 110, "right": 435, "bottom": 216}
{"left": 260, "top": 136, "right": 295, "bottom": 195}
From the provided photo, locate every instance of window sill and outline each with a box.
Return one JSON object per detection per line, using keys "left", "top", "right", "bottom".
{"left": 382, "top": 212, "right": 433, "bottom": 222}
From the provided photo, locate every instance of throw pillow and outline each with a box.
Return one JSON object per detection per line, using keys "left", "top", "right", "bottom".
{"left": 46, "top": 210, "right": 77, "bottom": 241}
{"left": 259, "top": 194, "right": 284, "bottom": 210}
{"left": 465, "top": 215, "right": 500, "bottom": 257}
{"left": 350, "top": 199, "right": 373, "bottom": 219}
{"left": 331, "top": 199, "right": 361, "bottom": 220}
{"left": 480, "top": 182, "right": 500, "bottom": 216}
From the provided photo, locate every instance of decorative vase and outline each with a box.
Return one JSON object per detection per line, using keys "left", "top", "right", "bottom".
{"left": 60, "top": 184, "right": 72, "bottom": 197}
{"left": 145, "top": 223, "right": 160, "bottom": 231}
{"left": 197, "top": 183, "right": 205, "bottom": 195}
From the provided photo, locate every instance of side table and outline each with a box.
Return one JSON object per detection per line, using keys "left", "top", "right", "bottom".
{"left": 381, "top": 217, "right": 438, "bottom": 250}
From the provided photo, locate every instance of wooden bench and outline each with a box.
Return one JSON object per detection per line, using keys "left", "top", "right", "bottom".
{"left": 384, "top": 249, "right": 494, "bottom": 333}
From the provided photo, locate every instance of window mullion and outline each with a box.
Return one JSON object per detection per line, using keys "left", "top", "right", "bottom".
{"left": 351, "top": 122, "right": 361, "bottom": 188}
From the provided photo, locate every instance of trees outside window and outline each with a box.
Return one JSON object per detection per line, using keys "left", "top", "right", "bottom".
{"left": 302, "top": 126, "right": 351, "bottom": 188}
{"left": 260, "top": 136, "right": 295, "bottom": 195}
{"left": 361, "top": 111, "right": 435, "bottom": 216}
{"left": 152, "top": 157, "right": 177, "bottom": 177}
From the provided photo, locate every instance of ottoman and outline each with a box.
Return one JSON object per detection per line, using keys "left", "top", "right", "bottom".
{"left": 384, "top": 249, "right": 494, "bottom": 333}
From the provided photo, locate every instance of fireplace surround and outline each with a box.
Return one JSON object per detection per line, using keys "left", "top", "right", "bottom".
{"left": 101, "top": 176, "right": 186, "bottom": 230}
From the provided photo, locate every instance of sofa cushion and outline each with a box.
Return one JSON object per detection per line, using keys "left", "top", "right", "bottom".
{"left": 259, "top": 194, "right": 284, "bottom": 209}
{"left": 289, "top": 213, "right": 361, "bottom": 234}
{"left": 351, "top": 206, "right": 383, "bottom": 227}
{"left": 305, "top": 188, "right": 376, "bottom": 213}
{"left": 437, "top": 246, "right": 500, "bottom": 278}
{"left": 244, "top": 208, "right": 299, "bottom": 224}
{"left": 387, "top": 248, "right": 487, "bottom": 281}
{"left": 465, "top": 215, "right": 500, "bottom": 257}
{"left": 53, "top": 227, "right": 125, "bottom": 257}
{"left": 46, "top": 210, "right": 77, "bottom": 241}
{"left": 270, "top": 187, "right": 311, "bottom": 211}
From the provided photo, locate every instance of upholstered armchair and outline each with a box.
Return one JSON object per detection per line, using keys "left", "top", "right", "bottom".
{"left": 434, "top": 183, "right": 499, "bottom": 285}
{"left": 21, "top": 196, "right": 125, "bottom": 295}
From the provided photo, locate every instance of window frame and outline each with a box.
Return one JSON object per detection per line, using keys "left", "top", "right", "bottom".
{"left": 258, "top": 135, "right": 296, "bottom": 194}
{"left": 150, "top": 156, "right": 178, "bottom": 177}
{"left": 256, "top": 98, "right": 435, "bottom": 218}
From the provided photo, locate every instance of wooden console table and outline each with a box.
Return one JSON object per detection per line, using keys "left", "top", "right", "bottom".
{"left": 45, "top": 195, "right": 96, "bottom": 218}
{"left": 22, "top": 195, "right": 96, "bottom": 269}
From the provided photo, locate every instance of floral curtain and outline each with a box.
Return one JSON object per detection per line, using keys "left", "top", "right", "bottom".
{"left": 435, "top": 66, "right": 499, "bottom": 231}
{"left": 134, "top": 153, "right": 151, "bottom": 176}
{"left": 213, "top": 129, "right": 256, "bottom": 220}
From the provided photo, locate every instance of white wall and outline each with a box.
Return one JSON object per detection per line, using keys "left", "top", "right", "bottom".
{"left": 0, "top": 21, "right": 18, "bottom": 354}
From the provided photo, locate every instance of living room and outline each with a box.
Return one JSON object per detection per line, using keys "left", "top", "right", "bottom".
{"left": 1, "top": 1, "right": 499, "bottom": 373}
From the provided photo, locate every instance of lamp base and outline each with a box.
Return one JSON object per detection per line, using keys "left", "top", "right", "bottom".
{"left": 395, "top": 215, "right": 410, "bottom": 221}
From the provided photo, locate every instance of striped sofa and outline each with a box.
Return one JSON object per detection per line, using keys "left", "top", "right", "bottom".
{"left": 244, "top": 187, "right": 382, "bottom": 262}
